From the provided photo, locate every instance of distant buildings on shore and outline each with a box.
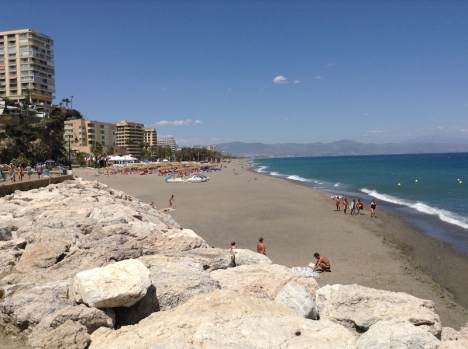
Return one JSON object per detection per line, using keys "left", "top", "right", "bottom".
{"left": 0, "top": 29, "right": 55, "bottom": 113}
{"left": 1, "top": 28, "right": 218, "bottom": 158}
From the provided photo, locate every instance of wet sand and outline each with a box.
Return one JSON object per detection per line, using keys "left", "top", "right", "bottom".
{"left": 76, "top": 163, "right": 468, "bottom": 329}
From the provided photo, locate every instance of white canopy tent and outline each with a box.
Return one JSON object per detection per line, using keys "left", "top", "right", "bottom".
{"left": 107, "top": 155, "right": 139, "bottom": 166}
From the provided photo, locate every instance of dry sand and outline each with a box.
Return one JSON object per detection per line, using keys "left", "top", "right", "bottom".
{"left": 75, "top": 162, "right": 468, "bottom": 329}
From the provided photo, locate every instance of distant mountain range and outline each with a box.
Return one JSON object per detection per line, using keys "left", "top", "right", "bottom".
{"left": 214, "top": 140, "right": 468, "bottom": 157}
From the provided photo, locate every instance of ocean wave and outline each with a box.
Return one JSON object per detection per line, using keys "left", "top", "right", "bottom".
{"left": 334, "top": 183, "right": 340, "bottom": 187}
{"left": 255, "top": 166, "right": 268, "bottom": 173}
{"left": 361, "top": 188, "right": 468, "bottom": 230}
{"left": 269, "top": 172, "right": 281, "bottom": 177}
{"left": 287, "top": 175, "right": 309, "bottom": 182}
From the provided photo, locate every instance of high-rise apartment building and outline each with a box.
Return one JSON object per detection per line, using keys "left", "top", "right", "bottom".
{"left": 157, "top": 137, "right": 177, "bottom": 151}
{"left": 144, "top": 127, "right": 157, "bottom": 147}
{"left": 64, "top": 119, "right": 116, "bottom": 155}
{"left": 115, "top": 120, "right": 145, "bottom": 157}
{"left": 0, "top": 29, "right": 55, "bottom": 110}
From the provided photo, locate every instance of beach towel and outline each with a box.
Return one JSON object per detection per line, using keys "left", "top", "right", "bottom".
{"left": 291, "top": 266, "right": 320, "bottom": 278}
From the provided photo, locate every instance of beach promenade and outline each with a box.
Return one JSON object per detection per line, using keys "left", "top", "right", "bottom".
{"left": 76, "top": 161, "right": 468, "bottom": 329}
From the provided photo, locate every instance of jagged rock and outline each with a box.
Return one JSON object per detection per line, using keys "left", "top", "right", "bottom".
{"left": 210, "top": 263, "right": 319, "bottom": 300}
{"left": 275, "top": 281, "right": 318, "bottom": 319}
{"left": 0, "top": 238, "right": 26, "bottom": 277}
{"left": 356, "top": 320, "right": 440, "bottom": 348}
{"left": 232, "top": 248, "right": 273, "bottom": 266}
{"left": 90, "top": 290, "right": 357, "bottom": 349}
{"left": 160, "top": 248, "right": 235, "bottom": 271}
{"left": 316, "top": 284, "right": 442, "bottom": 337}
{"left": 0, "top": 279, "right": 74, "bottom": 337}
{"left": 15, "top": 240, "right": 71, "bottom": 272}
{"left": 37, "top": 320, "right": 90, "bottom": 349}
{"left": 72, "top": 259, "right": 151, "bottom": 308}
{"left": 113, "top": 285, "right": 159, "bottom": 327}
{"left": 440, "top": 323, "right": 468, "bottom": 348}
{"left": 30, "top": 304, "right": 114, "bottom": 347}
{"left": 143, "top": 256, "right": 220, "bottom": 311}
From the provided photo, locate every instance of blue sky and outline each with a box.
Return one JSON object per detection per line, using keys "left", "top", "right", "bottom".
{"left": 4, "top": 0, "right": 468, "bottom": 146}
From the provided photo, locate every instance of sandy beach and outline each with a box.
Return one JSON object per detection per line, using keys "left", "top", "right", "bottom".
{"left": 72, "top": 161, "right": 468, "bottom": 329}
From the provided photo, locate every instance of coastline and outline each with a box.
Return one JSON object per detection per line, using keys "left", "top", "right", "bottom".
{"left": 77, "top": 162, "right": 468, "bottom": 329}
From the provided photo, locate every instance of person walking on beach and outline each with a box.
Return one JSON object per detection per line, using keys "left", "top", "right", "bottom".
{"left": 17, "top": 165, "right": 24, "bottom": 182}
{"left": 350, "top": 199, "right": 356, "bottom": 215}
{"left": 356, "top": 199, "right": 363, "bottom": 215}
{"left": 370, "top": 199, "right": 377, "bottom": 218}
{"left": 169, "top": 195, "right": 174, "bottom": 208}
{"left": 312, "top": 252, "right": 331, "bottom": 272}
{"left": 257, "top": 237, "right": 266, "bottom": 256}
{"left": 8, "top": 163, "right": 16, "bottom": 182}
{"left": 343, "top": 198, "right": 348, "bottom": 214}
{"left": 334, "top": 196, "right": 341, "bottom": 211}
{"left": 36, "top": 163, "right": 43, "bottom": 179}
{"left": 26, "top": 164, "right": 32, "bottom": 179}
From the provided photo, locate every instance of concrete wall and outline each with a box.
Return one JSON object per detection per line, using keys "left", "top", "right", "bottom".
{"left": 0, "top": 175, "right": 74, "bottom": 198}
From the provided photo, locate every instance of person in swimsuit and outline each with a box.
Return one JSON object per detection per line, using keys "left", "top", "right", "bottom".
{"left": 230, "top": 242, "right": 237, "bottom": 249}
{"left": 370, "top": 199, "right": 377, "bottom": 218}
{"left": 350, "top": 199, "right": 356, "bottom": 215}
{"left": 312, "top": 252, "right": 331, "bottom": 272}
{"left": 335, "top": 196, "right": 341, "bottom": 211}
{"left": 257, "top": 237, "right": 266, "bottom": 255}
{"left": 343, "top": 198, "right": 348, "bottom": 214}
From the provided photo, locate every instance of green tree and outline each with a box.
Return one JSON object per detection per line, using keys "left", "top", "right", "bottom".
{"left": 90, "top": 141, "right": 103, "bottom": 157}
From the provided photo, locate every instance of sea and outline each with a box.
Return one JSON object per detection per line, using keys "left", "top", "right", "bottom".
{"left": 252, "top": 152, "right": 468, "bottom": 255}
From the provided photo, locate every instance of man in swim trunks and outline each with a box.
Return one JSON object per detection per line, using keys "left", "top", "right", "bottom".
{"left": 257, "top": 237, "right": 266, "bottom": 255}
{"left": 335, "top": 196, "right": 341, "bottom": 211}
{"left": 370, "top": 199, "right": 377, "bottom": 218}
{"left": 312, "top": 252, "right": 331, "bottom": 272}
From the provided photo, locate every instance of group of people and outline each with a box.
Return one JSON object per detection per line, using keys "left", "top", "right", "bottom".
{"left": 334, "top": 196, "right": 378, "bottom": 217}
{"left": 0, "top": 163, "right": 49, "bottom": 182}
{"left": 230, "top": 238, "right": 331, "bottom": 273}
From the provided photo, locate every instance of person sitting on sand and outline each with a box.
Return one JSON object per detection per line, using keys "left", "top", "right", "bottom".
{"left": 231, "top": 242, "right": 237, "bottom": 249}
{"left": 257, "top": 237, "right": 266, "bottom": 255}
{"left": 312, "top": 252, "right": 331, "bottom": 272}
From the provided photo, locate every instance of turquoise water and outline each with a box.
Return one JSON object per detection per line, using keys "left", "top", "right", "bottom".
{"left": 254, "top": 153, "right": 468, "bottom": 253}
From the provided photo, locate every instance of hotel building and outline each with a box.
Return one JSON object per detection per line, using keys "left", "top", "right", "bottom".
{"left": 115, "top": 120, "right": 145, "bottom": 157}
{"left": 0, "top": 29, "right": 55, "bottom": 110}
{"left": 64, "top": 119, "right": 116, "bottom": 155}
{"left": 157, "top": 137, "right": 177, "bottom": 151}
{"left": 144, "top": 127, "right": 157, "bottom": 147}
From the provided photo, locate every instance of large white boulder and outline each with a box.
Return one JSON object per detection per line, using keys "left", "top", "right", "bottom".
{"left": 210, "top": 263, "right": 319, "bottom": 300}
{"left": 275, "top": 280, "right": 318, "bottom": 319}
{"left": 90, "top": 290, "right": 356, "bottom": 349}
{"left": 72, "top": 259, "right": 151, "bottom": 308}
{"left": 316, "top": 284, "right": 442, "bottom": 337}
{"left": 232, "top": 248, "right": 273, "bottom": 266}
{"left": 356, "top": 320, "right": 440, "bottom": 348}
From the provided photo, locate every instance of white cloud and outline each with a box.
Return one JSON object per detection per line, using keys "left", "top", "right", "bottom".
{"left": 324, "top": 63, "right": 336, "bottom": 68}
{"left": 314, "top": 76, "right": 323, "bottom": 80}
{"left": 294, "top": 80, "right": 300, "bottom": 84}
{"left": 154, "top": 119, "right": 201, "bottom": 126}
{"left": 366, "top": 130, "right": 384, "bottom": 134}
{"left": 273, "top": 76, "right": 288, "bottom": 84}
{"left": 362, "top": 113, "right": 370, "bottom": 116}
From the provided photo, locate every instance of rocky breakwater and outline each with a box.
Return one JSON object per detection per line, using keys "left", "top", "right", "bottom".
{"left": 0, "top": 179, "right": 466, "bottom": 348}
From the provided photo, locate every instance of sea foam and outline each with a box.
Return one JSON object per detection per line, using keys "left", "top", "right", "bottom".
{"left": 361, "top": 188, "right": 468, "bottom": 230}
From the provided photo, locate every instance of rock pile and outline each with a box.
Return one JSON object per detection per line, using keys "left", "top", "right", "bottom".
{"left": 0, "top": 179, "right": 466, "bottom": 348}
